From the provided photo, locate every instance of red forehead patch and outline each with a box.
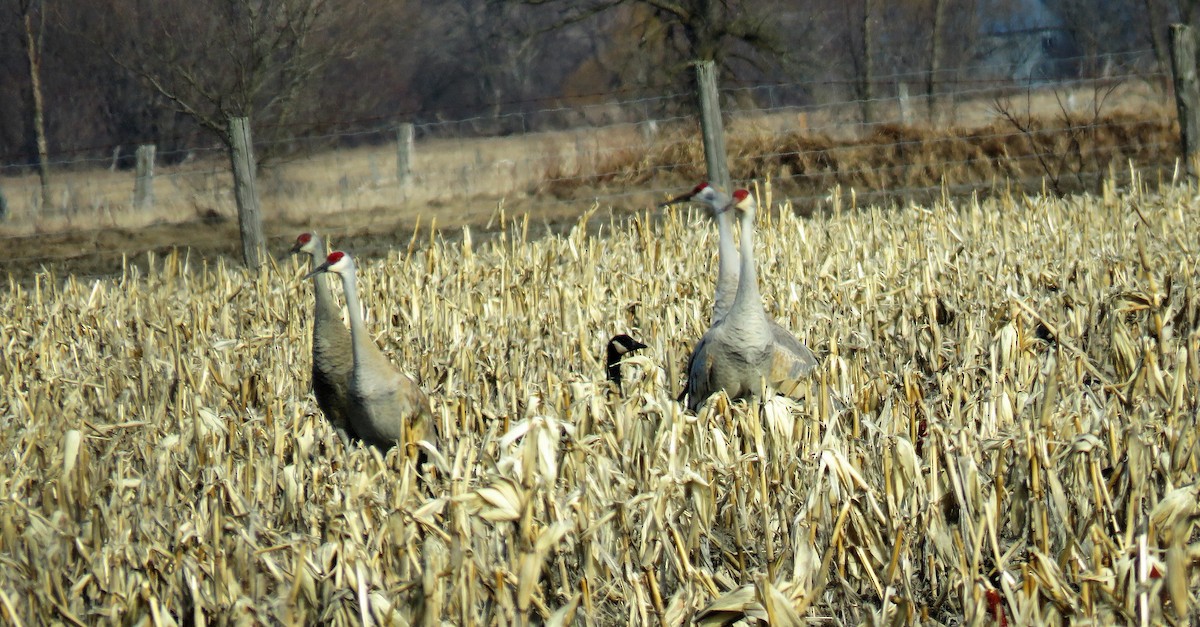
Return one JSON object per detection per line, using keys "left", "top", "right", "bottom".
{"left": 297, "top": 232, "right": 313, "bottom": 244}
{"left": 692, "top": 182, "right": 710, "bottom": 195}
{"left": 327, "top": 251, "right": 346, "bottom": 264}
{"left": 732, "top": 189, "right": 750, "bottom": 201}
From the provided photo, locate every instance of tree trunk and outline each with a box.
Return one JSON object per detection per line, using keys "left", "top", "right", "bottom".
{"left": 21, "top": 8, "right": 51, "bottom": 212}
{"left": 1145, "top": 1, "right": 1168, "bottom": 87}
{"left": 927, "top": 0, "right": 946, "bottom": 123}
{"left": 860, "top": 0, "right": 876, "bottom": 125}
{"left": 228, "top": 117, "right": 265, "bottom": 268}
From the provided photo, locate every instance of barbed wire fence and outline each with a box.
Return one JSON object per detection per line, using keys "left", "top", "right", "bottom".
{"left": 0, "top": 47, "right": 1184, "bottom": 278}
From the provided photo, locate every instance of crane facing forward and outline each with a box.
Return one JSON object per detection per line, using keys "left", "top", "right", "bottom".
{"left": 307, "top": 251, "right": 434, "bottom": 457}
{"left": 292, "top": 232, "right": 356, "bottom": 442}
{"left": 682, "top": 189, "right": 818, "bottom": 410}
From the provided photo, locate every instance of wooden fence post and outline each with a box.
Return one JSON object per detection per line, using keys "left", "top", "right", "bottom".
{"left": 695, "top": 60, "right": 731, "bottom": 193}
{"left": 397, "top": 122, "right": 415, "bottom": 192}
{"left": 134, "top": 144, "right": 155, "bottom": 210}
{"left": 227, "top": 116, "right": 265, "bottom": 268}
{"left": 1170, "top": 24, "right": 1200, "bottom": 176}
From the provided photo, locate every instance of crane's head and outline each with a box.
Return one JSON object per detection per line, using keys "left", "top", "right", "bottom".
{"left": 291, "top": 231, "right": 321, "bottom": 255}
{"left": 306, "top": 250, "right": 354, "bottom": 278}
{"left": 659, "top": 181, "right": 727, "bottom": 214}
{"left": 725, "top": 189, "right": 757, "bottom": 219}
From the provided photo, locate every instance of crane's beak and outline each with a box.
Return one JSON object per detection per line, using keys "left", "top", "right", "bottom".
{"left": 304, "top": 260, "right": 332, "bottom": 279}
{"left": 289, "top": 241, "right": 303, "bottom": 254}
{"left": 658, "top": 191, "right": 694, "bottom": 208}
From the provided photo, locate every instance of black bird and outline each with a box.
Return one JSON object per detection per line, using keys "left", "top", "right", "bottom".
{"left": 606, "top": 334, "right": 648, "bottom": 394}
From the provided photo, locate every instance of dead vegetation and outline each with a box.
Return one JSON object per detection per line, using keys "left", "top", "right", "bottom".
{"left": 0, "top": 88, "right": 1178, "bottom": 279}
{"left": 566, "top": 113, "right": 1177, "bottom": 209}
{"left": 0, "top": 178, "right": 1199, "bottom": 624}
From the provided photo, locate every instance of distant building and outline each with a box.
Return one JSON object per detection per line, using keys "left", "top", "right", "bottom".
{"left": 975, "top": 0, "right": 1080, "bottom": 83}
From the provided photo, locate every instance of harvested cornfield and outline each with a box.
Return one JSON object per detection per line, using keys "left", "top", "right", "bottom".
{"left": 1, "top": 179, "right": 1199, "bottom": 625}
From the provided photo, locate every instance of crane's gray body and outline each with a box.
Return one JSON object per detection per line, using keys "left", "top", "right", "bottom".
{"left": 686, "top": 305, "right": 776, "bottom": 411}
{"left": 297, "top": 234, "right": 356, "bottom": 441}
{"left": 313, "top": 252, "right": 434, "bottom": 456}
{"left": 708, "top": 190, "right": 817, "bottom": 388}
{"left": 344, "top": 346, "right": 432, "bottom": 450}
{"left": 684, "top": 191, "right": 818, "bottom": 410}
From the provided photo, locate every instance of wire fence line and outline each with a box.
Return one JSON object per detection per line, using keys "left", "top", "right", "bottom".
{"left": 0, "top": 48, "right": 1181, "bottom": 261}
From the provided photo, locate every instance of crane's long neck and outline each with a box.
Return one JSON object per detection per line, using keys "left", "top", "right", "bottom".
{"left": 712, "top": 208, "right": 740, "bottom": 323}
{"left": 728, "top": 209, "right": 767, "bottom": 325}
{"left": 338, "top": 269, "right": 371, "bottom": 364}
{"left": 308, "top": 248, "right": 339, "bottom": 324}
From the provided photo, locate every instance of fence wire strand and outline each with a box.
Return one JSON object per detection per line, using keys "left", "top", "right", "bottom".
{"left": 0, "top": 57, "right": 1183, "bottom": 277}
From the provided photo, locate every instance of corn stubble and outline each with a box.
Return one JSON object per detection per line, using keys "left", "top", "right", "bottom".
{"left": 1, "top": 178, "right": 1199, "bottom": 625}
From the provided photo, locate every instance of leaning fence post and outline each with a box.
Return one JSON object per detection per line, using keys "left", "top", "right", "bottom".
{"left": 695, "top": 60, "right": 731, "bottom": 193}
{"left": 134, "top": 144, "right": 155, "bottom": 210}
{"left": 397, "top": 122, "right": 415, "bottom": 192}
{"left": 1169, "top": 24, "right": 1200, "bottom": 176}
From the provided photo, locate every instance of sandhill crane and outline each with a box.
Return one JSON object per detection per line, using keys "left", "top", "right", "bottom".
{"left": 307, "top": 251, "right": 434, "bottom": 457}
{"left": 666, "top": 183, "right": 818, "bottom": 406}
{"left": 683, "top": 189, "right": 818, "bottom": 410}
{"left": 291, "top": 232, "right": 356, "bottom": 442}
{"left": 661, "top": 182, "right": 738, "bottom": 325}
{"left": 606, "top": 334, "right": 647, "bottom": 395}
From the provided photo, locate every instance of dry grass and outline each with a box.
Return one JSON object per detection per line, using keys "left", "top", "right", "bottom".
{"left": 0, "top": 81, "right": 1174, "bottom": 241}
{"left": 0, "top": 124, "right": 649, "bottom": 239}
{"left": 581, "top": 113, "right": 1177, "bottom": 208}
{"left": 1, "top": 177, "right": 1199, "bottom": 625}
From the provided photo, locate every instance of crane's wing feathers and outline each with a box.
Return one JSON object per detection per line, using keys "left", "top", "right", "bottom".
{"left": 767, "top": 322, "right": 818, "bottom": 399}
{"left": 344, "top": 341, "right": 434, "bottom": 451}
{"left": 387, "top": 373, "right": 434, "bottom": 445}
{"left": 682, "top": 333, "right": 719, "bottom": 409}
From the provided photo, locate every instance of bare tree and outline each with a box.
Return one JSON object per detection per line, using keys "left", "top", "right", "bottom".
{"left": 928, "top": 0, "right": 947, "bottom": 122}
{"left": 860, "top": 0, "right": 877, "bottom": 124}
{"left": 9, "top": 0, "right": 51, "bottom": 210}
{"left": 1143, "top": 0, "right": 1173, "bottom": 76}
{"left": 90, "top": 0, "right": 377, "bottom": 160}
{"left": 82, "top": 0, "right": 380, "bottom": 266}
{"left": 415, "top": 0, "right": 548, "bottom": 132}
{"left": 1182, "top": 0, "right": 1199, "bottom": 26}
{"left": 514, "top": 0, "right": 796, "bottom": 88}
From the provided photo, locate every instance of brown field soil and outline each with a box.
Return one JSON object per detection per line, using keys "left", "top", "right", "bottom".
{"left": 0, "top": 105, "right": 1181, "bottom": 281}
{"left": 0, "top": 183, "right": 667, "bottom": 282}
